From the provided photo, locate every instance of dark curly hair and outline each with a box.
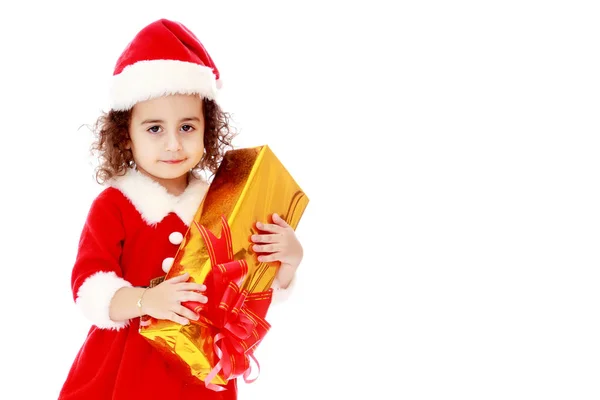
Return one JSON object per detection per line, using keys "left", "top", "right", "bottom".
{"left": 90, "top": 98, "right": 237, "bottom": 184}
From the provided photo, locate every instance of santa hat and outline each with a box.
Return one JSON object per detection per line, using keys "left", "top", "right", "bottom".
{"left": 109, "top": 19, "right": 221, "bottom": 111}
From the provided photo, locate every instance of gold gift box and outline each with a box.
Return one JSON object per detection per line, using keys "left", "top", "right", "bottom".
{"left": 139, "top": 145, "right": 309, "bottom": 386}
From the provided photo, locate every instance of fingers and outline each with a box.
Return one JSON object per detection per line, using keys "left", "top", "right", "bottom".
{"left": 168, "top": 304, "right": 200, "bottom": 325}
{"left": 255, "top": 213, "right": 290, "bottom": 234}
{"left": 179, "top": 290, "right": 208, "bottom": 304}
{"left": 176, "top": 283, "right": 206, "bottom": 292}
{"left": 166, "top": 272, "right": 189, "bottom": 283}
{"left": 256, "top": 221, "right": 284, "bottom": 234}
{"left": 251, "top": 233, "right": 280, "bottom": 243}
{"left": 176, "top": 304, "right": 200, "bottom": 322}
{"left": 257, "top": 252, "right": 282, "bottom": 263}
{"left": 252, "top": 243, "right": 281, "bottom": 253}
{"left": 168, "top": 311, "right": 191, "bottom": 326}
{"left": 272, "top": 213, "right": 291, "bottom": 228}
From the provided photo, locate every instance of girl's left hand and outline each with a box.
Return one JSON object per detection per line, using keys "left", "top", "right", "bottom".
{"left": 251, "top": 213, "right": 303, "bottom": 271}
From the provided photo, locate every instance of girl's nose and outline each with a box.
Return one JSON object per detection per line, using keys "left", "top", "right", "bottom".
{"left": 165, "top": 130, "right": 182, "bottom": 152}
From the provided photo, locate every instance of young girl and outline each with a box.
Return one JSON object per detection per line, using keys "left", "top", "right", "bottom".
{"left": 58, "top": 19, "right": 303, "bottom": 400}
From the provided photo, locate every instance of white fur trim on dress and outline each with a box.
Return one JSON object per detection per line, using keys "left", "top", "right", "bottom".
{"left": 270, "top": 275, "right": 296, "bottom": 304}
{"left": 109, "top": 60, "right": 219, "bottom": 111}
{"left": 75, "top": 271, "right": 133, "bottom": 330}
{"left": 109, "top": 168, "right": 208, "bottom": 226}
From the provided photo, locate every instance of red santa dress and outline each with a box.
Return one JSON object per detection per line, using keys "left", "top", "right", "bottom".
{"left": 58, "top": 169, "right": 293, "bottom": 399}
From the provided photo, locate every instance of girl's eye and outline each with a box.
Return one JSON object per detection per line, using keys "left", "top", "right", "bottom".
{"left": 181, "top": 124, "right": 194, "bottom": 132}
{"left": 148, "top": 126, "right": 161, "bottom": 134}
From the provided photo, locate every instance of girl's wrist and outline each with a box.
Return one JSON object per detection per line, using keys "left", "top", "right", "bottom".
{"left": 136, "top": 287, "right": 151, "bottom": 316}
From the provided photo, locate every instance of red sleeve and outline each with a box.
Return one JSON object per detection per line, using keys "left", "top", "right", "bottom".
{"left": 72, "top": 189, "right": 133, "bottom": 330}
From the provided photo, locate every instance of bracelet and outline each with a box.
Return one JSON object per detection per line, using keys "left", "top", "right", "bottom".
{"left": 137, "top": 287, "right": 149, "bottom": 318}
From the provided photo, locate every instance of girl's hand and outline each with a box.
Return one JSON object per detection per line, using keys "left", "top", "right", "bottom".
{"left": 142, "top": 272, "right": 207, "bottom": 325}
{"left": 251, "top": 213, "right": 304, "bottom": 274}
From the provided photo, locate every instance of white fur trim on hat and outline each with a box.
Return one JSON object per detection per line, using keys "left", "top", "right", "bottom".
{"left": 75, "top": 271, "right": 133, "bottom": 330}
{"left": 109, "top": 59, "right": 219, "bottom": 111}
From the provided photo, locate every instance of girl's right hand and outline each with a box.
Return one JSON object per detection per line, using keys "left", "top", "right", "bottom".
{"left": 142, "top": 272, "right": 207, "bottom": 325}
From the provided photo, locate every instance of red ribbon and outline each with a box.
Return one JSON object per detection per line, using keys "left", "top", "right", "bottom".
{"left": 182, "top": 215, "right": 273, "bottom": 391}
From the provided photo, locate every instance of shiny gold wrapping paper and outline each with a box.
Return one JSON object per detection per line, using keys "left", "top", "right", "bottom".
{"left": 139, "top": 145, "right": 309, "bottom": 385}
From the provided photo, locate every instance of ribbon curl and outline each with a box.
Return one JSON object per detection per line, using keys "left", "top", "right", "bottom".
{"left": 182, "top": 215, "right": 273, "bottom": 392}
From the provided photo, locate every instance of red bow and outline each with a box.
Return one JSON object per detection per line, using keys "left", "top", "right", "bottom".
{"left": 182, "top": 215, "right": 272, "bottom": 391}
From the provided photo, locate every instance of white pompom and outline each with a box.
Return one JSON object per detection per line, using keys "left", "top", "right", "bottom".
{"left": 162, "top": 257, "right": 174, "bottom": 274}
{"left": 169, "top": 231, "right": 184, "bottom": 245}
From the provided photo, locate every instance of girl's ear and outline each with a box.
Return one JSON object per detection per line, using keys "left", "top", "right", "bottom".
{"left": 125, "top": 140, "right": 132, "bottom": 150}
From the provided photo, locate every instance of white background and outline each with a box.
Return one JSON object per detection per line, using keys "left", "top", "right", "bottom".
{"left": 1, "top": 1, "right": 599, "bottom": 399}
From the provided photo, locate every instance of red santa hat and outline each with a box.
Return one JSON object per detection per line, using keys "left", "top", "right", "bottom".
{"left": 109, "top": 19, "right": 221, "bottom": 111}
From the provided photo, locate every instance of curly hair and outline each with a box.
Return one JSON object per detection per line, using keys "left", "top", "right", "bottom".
{"left": 90, "top": 98, "right": 237, "bottom": 184}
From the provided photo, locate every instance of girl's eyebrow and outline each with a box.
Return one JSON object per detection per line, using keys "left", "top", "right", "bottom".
{"left": 180, "top": 117, "right": 201, "bottom": 123}
{"left": 140, "top": 117, "right": 201, "bottom": 124}
{"left": 140, "top": 119, "right": 163, "bottom": 124}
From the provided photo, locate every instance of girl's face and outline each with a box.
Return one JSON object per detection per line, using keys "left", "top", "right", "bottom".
{"left": 128, "top": 94, "right": 205, "bottom": 189}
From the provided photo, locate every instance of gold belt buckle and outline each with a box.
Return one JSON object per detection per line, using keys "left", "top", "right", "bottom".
{"left": 149, "top": 275, "right": 166, "bottom": 288}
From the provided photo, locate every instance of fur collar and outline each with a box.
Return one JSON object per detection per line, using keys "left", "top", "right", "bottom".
{"left": 109, "top": 168, "right": 209, "bottom": 226}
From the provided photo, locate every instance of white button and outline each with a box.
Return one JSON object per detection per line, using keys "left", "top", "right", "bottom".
{"left": 162, "top": 257, "right": 174, "bottom": 273}
{"left": 169, "top": 232, "right": 184, "bottom": 245}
